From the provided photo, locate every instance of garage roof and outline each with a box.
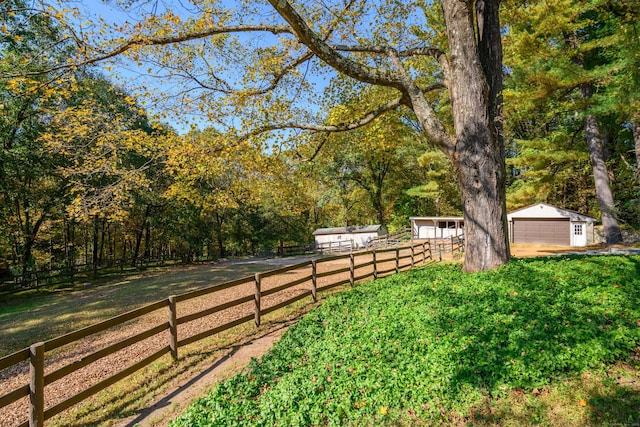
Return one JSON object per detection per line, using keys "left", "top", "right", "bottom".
{"left": 507, "top": 203, "right": 596, "bottom": 222}
{"left": 313, "top": 225, "right": 384, "bottom": 235}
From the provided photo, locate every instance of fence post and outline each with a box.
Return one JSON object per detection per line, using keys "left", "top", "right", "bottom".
{"left": 311, "top": 260, "right": 317, "bottom": 302}
{"left": 349, "top": 253, "right": 355, "bottom": 287}
{"left": 410, "top": 245, "right": 415, "bottom": 267}
{"left": 29, "top": 342, "right": 45, "bottom": 427}
{"left": 395, "top": 248, "right": 399, "bottom": 274}
{"left": 451, "top": 236, "right": 454, "bottom": 253}
{"left": 372, "top": 250, "right": 378, "bottom": 279}
{"left": 168, "top": 296, "right": 178, "bottom": 360}
{"left": 254, "top": 273, "right": 261, "bottom": 327}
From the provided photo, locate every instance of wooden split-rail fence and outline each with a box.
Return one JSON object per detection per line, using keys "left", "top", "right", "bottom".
{"left": 431, "top": 235, "right": 465, "bottom": 261}
{"left": 0, "top": 240, "right": 462, "bottom": 427}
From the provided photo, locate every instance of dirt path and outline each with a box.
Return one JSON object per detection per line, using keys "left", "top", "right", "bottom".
{"left": 0, "top": 253, "right": 374, "bottom": 427}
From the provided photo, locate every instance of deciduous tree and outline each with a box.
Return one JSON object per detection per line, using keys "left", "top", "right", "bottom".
{"left": 8, "top": 0, "right": 510, "bottom": 272}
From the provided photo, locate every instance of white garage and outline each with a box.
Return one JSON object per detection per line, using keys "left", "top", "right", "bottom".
{"left": 507, "top": 203, "right": 596, "bottom": 247}
{"left": 410, "top": 203, "right": 596, "bottom": 247}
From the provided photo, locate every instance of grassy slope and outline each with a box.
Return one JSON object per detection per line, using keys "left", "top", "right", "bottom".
{"left": 170, "top": 255, "right": 640, "bottom": 426}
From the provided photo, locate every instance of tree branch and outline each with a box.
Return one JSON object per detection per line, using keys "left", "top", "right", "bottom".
{"left": 332, "top": 44, "right": 446, "bottom": 59}
{"left": 240, "top": 95, "right": 406, "bottom": 141}
{"left": 266, "top": 0, "right": 407, "bottom": 90}
{"left": 4, "top": 24, "right": 295, "bottom": 78}
{"left": 240, "top": 51, "right": 316, "bottom": 96}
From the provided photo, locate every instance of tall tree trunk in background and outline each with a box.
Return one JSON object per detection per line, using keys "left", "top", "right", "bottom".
{"left": 214, "top": 211, "right": 225, "bottom": 259}
{"left": 19, "top": 199, "right": 50, "bottom": 281}
{"left": 143, "top": 221, "right": 151, "bottom": 260}
{"left": 132, "top": 205, "right": 150, "bottom": 266}
{"left": 581, "top": 84, "right": 622, "bottom": 245}
{"left": 121, "top": 234, "right": 127, "bottom": 271}
{"left": 67, "top": 219, "right": 75, "bottom": 282}
{"left": 99, "top": 219, "right": 106, "bottom": 265}
{"left": 441, "top": 0, "right": 510, "bottom": 271}
{"left": 373, "top": 187, "right": 385, "bottom": 227}
{"left": 92, "top": 215, "right": 99, "bottom": 278}
{"left": 633, "top": 118, "right": 640, "bottom": 181}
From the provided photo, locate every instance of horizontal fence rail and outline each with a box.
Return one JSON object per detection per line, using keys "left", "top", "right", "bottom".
{"left": 1, "top": 256, "right": 185, "bottom": 293}
{"left": 0, "top": 240, "right": 450, "bottom": 427}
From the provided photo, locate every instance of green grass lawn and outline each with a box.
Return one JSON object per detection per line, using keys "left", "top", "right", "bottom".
{"left": 170, "top": 255, "right": 640, "bottom": 426}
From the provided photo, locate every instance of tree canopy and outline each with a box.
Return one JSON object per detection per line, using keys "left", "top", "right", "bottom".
{"left": 1, "top": 0, "right": 639, "bottom": 280}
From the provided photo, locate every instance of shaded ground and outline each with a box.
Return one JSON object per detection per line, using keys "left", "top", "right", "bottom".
{"left": 0, "top": 256, "right": 315, "bottom": 356}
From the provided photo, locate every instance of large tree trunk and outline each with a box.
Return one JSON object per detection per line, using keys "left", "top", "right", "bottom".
{"left": 440, "top": 0, "right": 510, "bottom": 271}
{"left": 476, "top": 0, "right": 510, "bottom": 265}
{"left": 581, "top": 85, "right": 622, "bottom": 245}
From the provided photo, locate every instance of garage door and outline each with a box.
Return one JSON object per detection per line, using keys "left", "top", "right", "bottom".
{"left": 512, "top": 218, "right": 570, "bottom": 245}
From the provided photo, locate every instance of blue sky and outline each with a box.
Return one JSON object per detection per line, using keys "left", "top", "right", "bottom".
{"left": 57, "top": 0, "right": 333, "bottom": 135}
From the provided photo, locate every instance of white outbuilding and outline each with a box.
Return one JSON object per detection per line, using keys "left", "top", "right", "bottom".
{"left": 313, "top": 225, "right": 387, "bottom": 251}
{"left": 409, "top": 216, "right": 465, "bottom": 239}
{"left": 507, "top": 203, "right": 596, "bottom": 246}
{"left": 410, "top": 203, "right": 596, "bottom": 247}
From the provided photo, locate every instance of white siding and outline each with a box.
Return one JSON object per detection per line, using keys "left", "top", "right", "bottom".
{"left": 507, "top": 203, "right": 594, "bottom": 222}
{"left": 314, "top": 232, "right": 381, "bottom": 248}
{"left": 411, "top": 218, "right": 464, "bottom": 239}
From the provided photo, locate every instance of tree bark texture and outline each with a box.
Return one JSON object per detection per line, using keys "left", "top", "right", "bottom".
{"left": 440, "top": 0, "right": 510, "bottom": 271}
{"left": 584, "top": 113, "right": 623, "bottom": 245}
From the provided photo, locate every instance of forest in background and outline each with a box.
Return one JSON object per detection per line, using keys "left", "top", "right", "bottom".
{"left": 1, "top": 0, "right": 638, "bottom": 283}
